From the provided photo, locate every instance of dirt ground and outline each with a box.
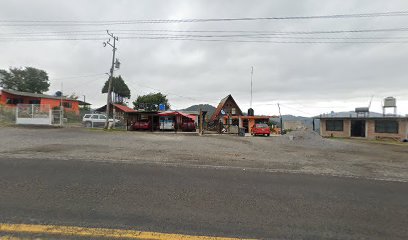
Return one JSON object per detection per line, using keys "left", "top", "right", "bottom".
{"left": 0, "top": 126, "right": 407, "bottom": 182}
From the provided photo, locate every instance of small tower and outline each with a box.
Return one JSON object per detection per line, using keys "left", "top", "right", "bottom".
{"left": 383, "top": 97, "right": 397, "bottom": 116}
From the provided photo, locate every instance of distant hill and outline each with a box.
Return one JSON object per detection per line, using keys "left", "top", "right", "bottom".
{"left": 180, "top": 104, "right": 216, "bottom": 117}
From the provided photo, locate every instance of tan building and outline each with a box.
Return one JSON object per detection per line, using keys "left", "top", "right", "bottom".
{"left": 317, "top": 112, "right": 408, "bottom": 141}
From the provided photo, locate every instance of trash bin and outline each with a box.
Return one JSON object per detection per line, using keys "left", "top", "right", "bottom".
{"left": 238, "top": 127, "right": 246, "bottom": 137}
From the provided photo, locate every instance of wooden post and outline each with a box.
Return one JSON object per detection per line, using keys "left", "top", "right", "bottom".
{"left": 199, "top": 108, "right": 203, "bottom": 135}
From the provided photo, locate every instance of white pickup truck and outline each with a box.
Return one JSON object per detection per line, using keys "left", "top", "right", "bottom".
{"left": 82, "top": 114, "right": 119, "bottom": 128}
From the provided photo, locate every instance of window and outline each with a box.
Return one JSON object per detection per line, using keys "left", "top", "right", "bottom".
{"left": 29, "top": 99, "right": 40, "bottom": 104}
{"left": 326, "top": 120, "right": 343, "bottom": 131}
{"left": 63, "top": 102, "right": 72, "bottom": 108}
{"left": 99, "top": 115, "right": 107, "bottom": 119}
{"left": 231, "top": 108, "right": 236, "bottom": 114}
{"left": 83, "top": 114, "right": 91, "bottom": 119}
{"left": 6, "top": 98, "right": 24, "bottom": 104}
{"left": 375, "top": 120, "right": 399, "bottom": 134}
{"left": 91, "top": 115, "right": 99, "bottom": 119}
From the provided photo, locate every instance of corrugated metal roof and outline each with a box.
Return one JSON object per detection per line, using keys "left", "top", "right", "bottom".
{"left": 1, "top": 89, "right": 84, "bottom": 102}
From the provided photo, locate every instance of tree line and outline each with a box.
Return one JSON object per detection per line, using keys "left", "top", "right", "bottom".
{"left": 0, "top": 66, "right": 170, "bottom": 109}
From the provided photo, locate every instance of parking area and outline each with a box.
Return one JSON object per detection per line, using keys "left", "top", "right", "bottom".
{"left": 0, "top": 126, "right": 407, "bottom": 182}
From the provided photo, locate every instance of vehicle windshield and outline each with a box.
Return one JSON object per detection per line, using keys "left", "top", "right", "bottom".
{"left": 256, "top": 124, "right": 269, "bottom": 128}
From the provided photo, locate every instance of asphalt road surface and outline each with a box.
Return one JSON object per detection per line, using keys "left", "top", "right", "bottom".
{"left": 0, "top": 157, "right": 407, "bottom": 240}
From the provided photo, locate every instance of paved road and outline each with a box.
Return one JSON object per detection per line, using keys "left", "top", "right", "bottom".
{"left": 0, "top": 157, "right": 407, "bottom": 239}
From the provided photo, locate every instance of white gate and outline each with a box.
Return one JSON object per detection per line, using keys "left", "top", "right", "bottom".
{"left": 16, "top": 104, "right": 52, "bottom": 125}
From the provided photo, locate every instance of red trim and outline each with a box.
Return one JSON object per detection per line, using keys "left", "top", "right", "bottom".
{"left": 113, "top": 104, "right": 137, "bottom": 113}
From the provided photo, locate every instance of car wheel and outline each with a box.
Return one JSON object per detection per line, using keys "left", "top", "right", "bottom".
{"left": 85, "top": 121, "right": 92, "bottom": 128}
{"left": 267, "top": 134, "right": 270, "bottom": 137}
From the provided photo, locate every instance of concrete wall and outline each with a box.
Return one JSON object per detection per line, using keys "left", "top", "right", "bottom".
{"left": 320, "top": 118, "right": 408, "bottom": 140}
{"left": 284, "top": 120, "right": 306, "bottom": 130}
{"left": 366, "top": 119, "right": 408, "bottom": 140}
{"left": 320, "top": 119, "right": 351, "bottom": 138}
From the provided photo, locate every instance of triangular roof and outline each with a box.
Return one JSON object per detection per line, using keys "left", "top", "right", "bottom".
{"left": 210, "top": 94, "right": 243, "bottom": 121}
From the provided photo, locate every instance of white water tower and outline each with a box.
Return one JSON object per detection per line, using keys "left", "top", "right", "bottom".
{"left": 383, "top": 97, "right": 397, "bottom": 116}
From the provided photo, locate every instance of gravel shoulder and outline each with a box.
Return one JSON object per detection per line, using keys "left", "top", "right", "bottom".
{"left": 0, "top": 126, "right": 407, "bottom": 182}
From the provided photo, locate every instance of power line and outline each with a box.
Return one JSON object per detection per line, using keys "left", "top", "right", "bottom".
{"left": 1, "top": 10, "right": 408, "bottom": 26}
{"left": 52, "top": 73, "right": 106, "bottom": 80}
{"left": 4, "top": 32, "right": 408, "bottom": 40}
{"left": 4, "top": 27, "right": 408, "bottom": 36}
{"left": 2, "top": 26, "right": 408, "bottom": 43}
{"left": 1, "top": 35, "right": 408, "bottom": 43}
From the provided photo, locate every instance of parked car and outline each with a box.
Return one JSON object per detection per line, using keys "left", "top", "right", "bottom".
{"left": 82, "top": 114, "right": 118, "bottom": 128}
{"left": 251, "top": 123, "right": 271, "bottom": 136}
{"left": 131, "top": 120, "right": 151, "bottom": 130}
{"left": 181, "top": 121, "right": 196, "bottom": 132}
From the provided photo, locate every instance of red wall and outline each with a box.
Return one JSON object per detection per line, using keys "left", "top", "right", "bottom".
{"left": 0, "top": 91, "right": 80, "bottom": 115}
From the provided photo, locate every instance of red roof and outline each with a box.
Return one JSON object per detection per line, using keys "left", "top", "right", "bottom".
{"left": 113, "top": 104, "right": 137, "bottom": 113}
{"left": 158, "top": 111, "right": 195, "bottom": 120}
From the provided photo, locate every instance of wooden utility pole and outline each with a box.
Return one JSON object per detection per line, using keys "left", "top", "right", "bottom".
{"left": 199, "top": 108, "right": 203, "bottom": 135}
{"left": 103, "top": 30, "right": 119, "bottom": 129}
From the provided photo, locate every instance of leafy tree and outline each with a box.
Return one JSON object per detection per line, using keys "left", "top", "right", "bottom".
{"left": 133, "top": 92, "right": 170, "bottom": 111}
{"left": 0, "top": 67, "right": 50, "bottom": 93}
{"left": 102, "top": 75, "right": 131, "bottom": 103}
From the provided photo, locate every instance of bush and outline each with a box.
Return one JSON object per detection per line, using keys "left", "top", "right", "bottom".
{"left": 0, "top": 104, "right": 16, "bottom": 122}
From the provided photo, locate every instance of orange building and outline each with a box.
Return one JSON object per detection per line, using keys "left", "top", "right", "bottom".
{"left": 0, "top": 89, "right": 88, "bottom": 115}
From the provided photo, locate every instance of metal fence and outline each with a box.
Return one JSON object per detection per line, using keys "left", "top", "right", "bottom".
{"left": 16, "top": 104, "right": 53, "bottom": 125}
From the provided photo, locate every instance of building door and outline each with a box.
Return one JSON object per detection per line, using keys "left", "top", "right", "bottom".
{"left": 351, "top": 120, "right": 366, "bottom": 137}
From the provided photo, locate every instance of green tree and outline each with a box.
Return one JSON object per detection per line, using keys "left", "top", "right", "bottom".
{"left": 133, "top": 92, "right": 170, "bottom": 111}
{"left": 0, "top": 67, "right": 50, "bottom": 93}
{"left": 102, "top": 75, "right": 131, "bottom": 103}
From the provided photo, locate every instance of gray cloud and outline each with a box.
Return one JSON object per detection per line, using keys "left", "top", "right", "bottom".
{"left": 1, "top": 0, "right": 408, "bottom": 116}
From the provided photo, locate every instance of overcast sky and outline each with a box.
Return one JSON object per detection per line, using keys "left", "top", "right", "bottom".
{"left": 1, "top": 0, "right": 408, "bottom": 117}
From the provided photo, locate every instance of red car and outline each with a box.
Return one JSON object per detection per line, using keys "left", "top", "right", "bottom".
{"left": 182, "top": 121, "right": 196, "bottom": 132}
{"left": 131, "top": 120, "right": 151, "bottom": 130}
{"left": 251, "top": 123, "right": 271, "bottom": 136}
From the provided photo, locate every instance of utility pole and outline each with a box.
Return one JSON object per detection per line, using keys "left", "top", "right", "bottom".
{"left": 277, "top": 103, "right": 283, "bottom": 135}
{"left": 103, "top": 30, "right": 119, "bottom": 129}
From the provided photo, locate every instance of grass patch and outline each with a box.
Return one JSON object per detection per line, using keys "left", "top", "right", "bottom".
{"left": 330, "top": 137, "right": 407, "bottom": 146}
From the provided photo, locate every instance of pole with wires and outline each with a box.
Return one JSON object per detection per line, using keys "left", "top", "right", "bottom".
{"left": 103, "top": 30, "right": 119, "bottom": 129}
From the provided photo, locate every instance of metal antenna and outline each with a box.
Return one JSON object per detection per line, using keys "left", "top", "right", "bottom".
{"left": 250, "top": 66, "right": 254, "bottom": 108}
{"left": 368, "top": 95, "right": 374, "bottom": 109}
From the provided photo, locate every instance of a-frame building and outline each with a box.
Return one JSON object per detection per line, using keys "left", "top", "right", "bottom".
{"left": 210, "top": 94, "right": 243, "bottom": 122}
